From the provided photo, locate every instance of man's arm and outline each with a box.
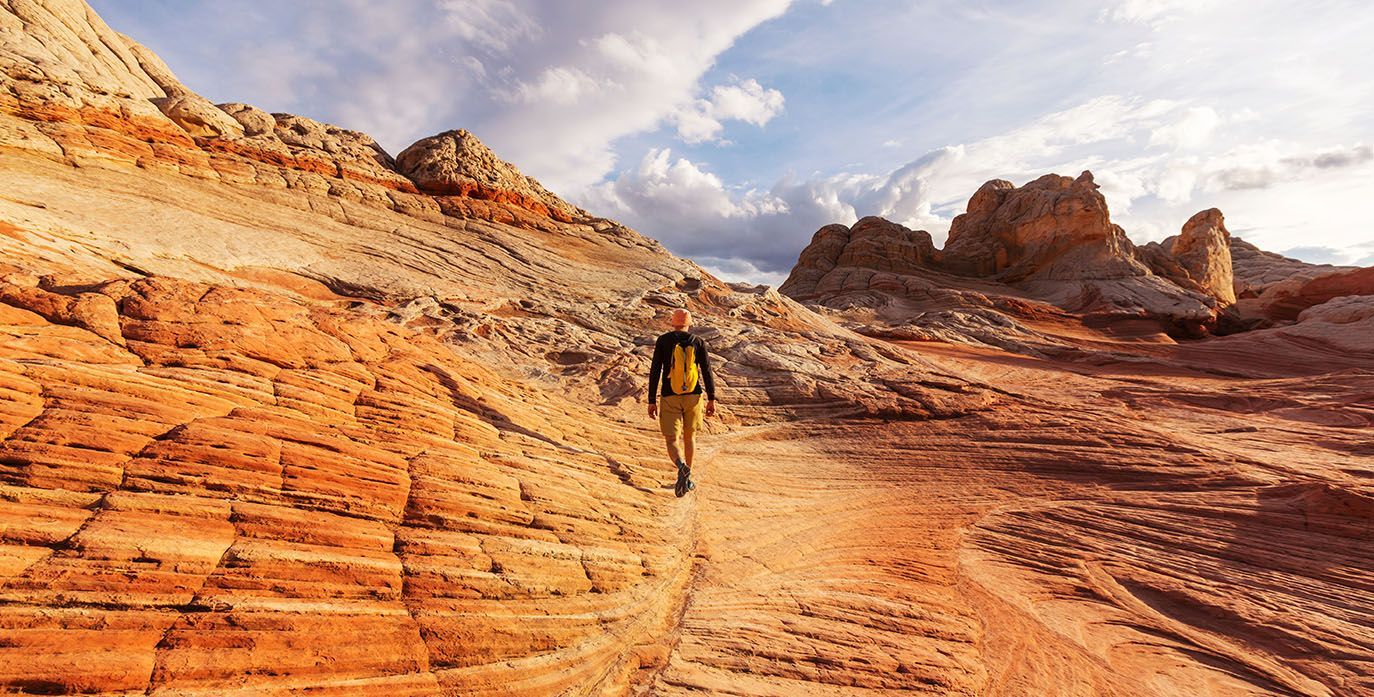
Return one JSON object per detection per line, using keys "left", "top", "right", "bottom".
{"left": 647, "top": 336, "right": 665, "bottom": 405}
{"left": 697, "top": 337, "right": 716, "bottom": 402}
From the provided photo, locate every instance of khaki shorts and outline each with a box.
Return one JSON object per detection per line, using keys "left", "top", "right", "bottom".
{"left": 658, "top": 393, "right": 704, "bottom": 440}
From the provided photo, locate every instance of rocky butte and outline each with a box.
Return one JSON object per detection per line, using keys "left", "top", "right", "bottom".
{"left": 1, "top": 1, "right": 1371, "bottom": 696}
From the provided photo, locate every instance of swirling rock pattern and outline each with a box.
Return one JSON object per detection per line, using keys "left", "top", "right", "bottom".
{"left": 0, "top": 274, "right": 710, "bottom": 695}
{"left": 1, "top": 2, "right": 1371, "bottom": 696}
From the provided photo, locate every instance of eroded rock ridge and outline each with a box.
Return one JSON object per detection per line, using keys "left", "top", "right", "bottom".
{"left": 2, "top": 2, "right": 1371, "bottom": 696}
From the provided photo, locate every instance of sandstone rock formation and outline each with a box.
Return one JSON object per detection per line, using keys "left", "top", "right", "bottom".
{"left": 1229, "top": 236, "right": 1345, "bottom": 298}
{"left": 395, "top": 129, "right": 583, "bottom": 222}
{"left": 781, "top": 170, "right": 1370, "bottom": 367}
{"left": 151, "top": 93, "right": 243, "bottom": 139}
{"left": 780, "top": 216, "right": 936, "bottom": 299}
{"left": 1167, "top": 208, "right": 1236, "bottom": 304}
{"left": 1137, "top": 208, "right": 1236, "bottom": 307}
{"left": 2, "top": 2, "right": 1372, "bottom": 696}
{"left": 836, "top": 215, "right": 937, "bottom": 272}
{"left": 0, "top": 0, "right": 170, "bottom": 103}
{"left": 217, "top": 101, "right": 273, "bottom": 136}
{"left": 1254, "top": 265, "right": 1374, "bottom": 321}
{"left": 783, "top": 172, "right": 1227, "bottom": 337}
{"left": 777, "top": 223, "right": 853, "bottom": 298}
{"left": 942, "top": 171, "right": 1148, "bottom": 282}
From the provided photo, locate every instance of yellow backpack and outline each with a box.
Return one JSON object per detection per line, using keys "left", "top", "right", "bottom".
{"left": 669, "top": 340, "right": 699, "bottom": 395}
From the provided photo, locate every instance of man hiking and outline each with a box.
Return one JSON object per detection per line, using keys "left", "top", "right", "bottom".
{"left": 647, "top": 308, "right": 717, "bottom": 497}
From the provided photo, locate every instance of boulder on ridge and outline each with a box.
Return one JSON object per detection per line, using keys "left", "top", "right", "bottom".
{"left": 395, "top": 129, "right": 582, "bottom": 222}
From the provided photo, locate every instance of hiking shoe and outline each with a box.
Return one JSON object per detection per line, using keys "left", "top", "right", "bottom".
{"left": 674, "top": 461, "right": 691, "bottom": 498}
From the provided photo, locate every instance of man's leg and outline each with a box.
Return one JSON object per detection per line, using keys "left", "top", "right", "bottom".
{"left": 663, "top": 434, "right": 682, "bottom": 465}
{"left": 661, "top": 396, "right": 694, "bottom": 496}
{"left": 677, "top": 395, "right": 702, "bottom": 494}
{"left": 683, "top": 394, "right": 704, "bottom": 471}
{"left": 659, "top": 396, "right": 684, "bottom": 464}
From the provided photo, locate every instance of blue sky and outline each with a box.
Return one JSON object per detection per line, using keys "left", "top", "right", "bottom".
{"left": 91, "top": 0, "right": 1374, "bottom": 284}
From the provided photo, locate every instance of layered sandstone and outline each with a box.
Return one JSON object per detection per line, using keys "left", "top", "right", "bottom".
{"left": 942, "top": 171, "right": 1148, "bottom": 282}
{"left": 2, "top": 2, "right": 1372, "bottom": 696}
{"left": 1228, "top": 237, "right": 1346, "bottom": 299}
{"left": 1168, "top": 208, "right": 1236, "bottom": 304}
{"left": 1255, "top": 265, "right": 1374, "bottom": 321}
{"left": 782, "top": 172, "right": 1228, "bottom": 336}
{"left": 0, "top": 273, "right": 700, "bottom": 695}
{"left": 395, "top": 129, "right": 583, "bottom": 222}
{"left": 1136, "top": 208, "right": 1236, "bottom": 306}
{"left": 0, "top": 0, "right": 578, "bottom": 228}
{"left": 780, "top": 216, "right": 938, "bottom": 300}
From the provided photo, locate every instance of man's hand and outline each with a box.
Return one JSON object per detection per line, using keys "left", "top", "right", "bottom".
{"left": 647, "top": 402, "right": 657, "bottom": 419}
{"left": 705, "top": 400, "right": 716, "bottom": 417}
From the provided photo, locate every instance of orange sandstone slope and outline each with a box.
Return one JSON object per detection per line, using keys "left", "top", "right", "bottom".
{"left": 0, "top": 2, "right": 988, "bottom": 695}
{"left": 1, "top": 2, "right": 1372, "bottom": 697}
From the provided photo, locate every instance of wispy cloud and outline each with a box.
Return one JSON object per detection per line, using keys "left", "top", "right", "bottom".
{"left": 93, "top": 0, "right": 795, "bottom": 192}
{"left": 1098, "top": 0, "right": 1221, "bottom": 26}
{"left": 581, "top": 94, "right": 1374, "bottom": 274}
{"left": 89, "top": 0, "right": 1374, "bottom": 281}
{"left": 437, "top": 0, "right": 542, "bottom": 52}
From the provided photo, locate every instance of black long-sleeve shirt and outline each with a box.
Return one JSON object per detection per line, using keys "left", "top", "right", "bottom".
{"left": 647, "top": 330, "right": 716, "bottom": 404}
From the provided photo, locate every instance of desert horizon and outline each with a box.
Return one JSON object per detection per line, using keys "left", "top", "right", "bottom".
{"left": 0, "top": 1, "right": 1371, "bottom": 696}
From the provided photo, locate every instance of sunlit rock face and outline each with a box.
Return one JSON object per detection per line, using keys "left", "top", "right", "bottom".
{"left": 1167, "top": 207, "right": 1236, "bottom": 305}
{"left": 2, "top": 1, "right": 1372, "bottom": 696}
{"left": 782, "top": 171, "right": 1226, "bottom": 334}
{"left": 942, "top": 171, "right": 1148, "bottom": 282}
{"left": 394, "top": 129, "right": 584, "bottom": 223}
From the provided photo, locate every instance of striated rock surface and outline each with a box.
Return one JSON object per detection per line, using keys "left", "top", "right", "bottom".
{"left": 780, "top": 216, "right": 936, "bottom": 299}
{"left": 782, "top": 171, "right": 1222, "bottom": 336}
{"left": 2, "top": 2, "right": 1372, "bottom": 696}
{"left": 0, "top": 0, "right": 170, "bottom": 103}
{"left": 395, "top": 129, "right": 583, "bottom": 222}
{"left": 1228, "top": 236, "right": 1347, "bottom": 299}
{"left": 0, "top": 273, "right": 700, "bottom": 695}
{"left": 217, "top": 101, "right": 273, "bottom": 136}
{"left": 1255, "top": 265, "right": 1374, "bottom": 321}
{"left": 776, "top": 223, "right": 853, "bottom": 298}
{"left": 151, "top": 93, "right": 243, "bottom": 139}
{"left": 835, "top": 216, "right": 937, "bottom": 273}
{"left": 942, "top": 171, "right": 1148, "bottom": 282}
{"left": 1218, "top": 238, "right": 1369, "bottom": 328}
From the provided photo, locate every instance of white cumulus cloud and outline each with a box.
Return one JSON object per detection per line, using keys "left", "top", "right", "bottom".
{"left": 499, "top": 66, "right": 617, "bottom": 105}
{"left": 671, "top": 78, "right": 786, "bottom": 143}
{"left": 1149, "top": 106, "right": 1220, "bottom": 149}
{"left": 710, "top": 78, "right": 786, "bottom": 125}
{"left": 101, "top": 0, "right": 797, "bottom": 193}
{"left": 581, "top": 94, "right": 1374, "bottom": 280}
